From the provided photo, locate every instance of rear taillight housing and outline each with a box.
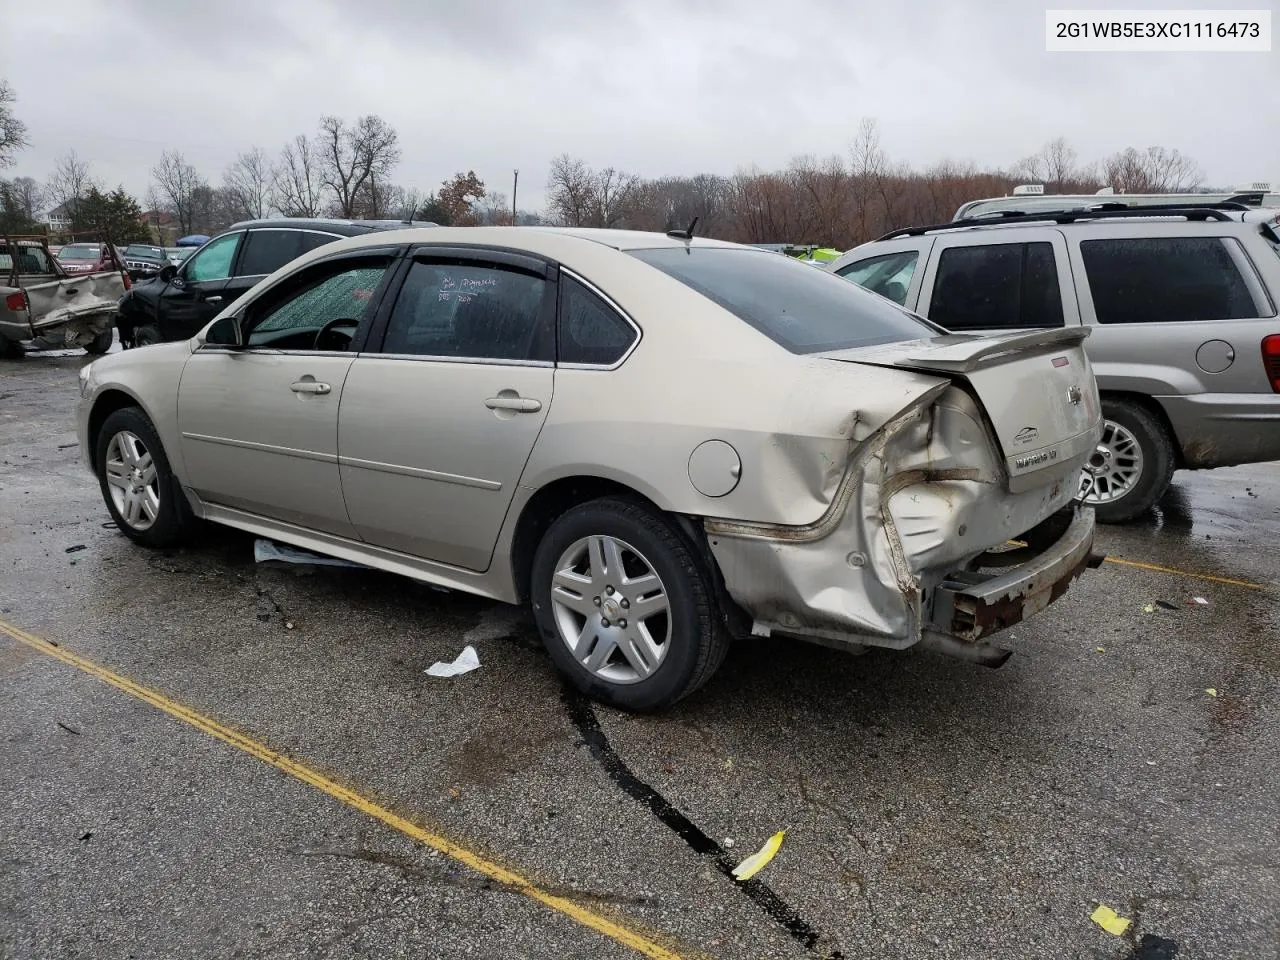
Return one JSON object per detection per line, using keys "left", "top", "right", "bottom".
{"left": 121, "top": 271, "right": 132, "bottom": 290}
{"left": 4, "top": 291, "right": 28, "bottom": 312}
{"left": 1264, "top": 335, "right": 1280, "bottom": 394}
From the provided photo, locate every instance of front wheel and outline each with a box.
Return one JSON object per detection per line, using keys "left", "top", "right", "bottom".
{"left": 95, "top": 407, "right": 197, "bottom": 547}
{"left": 1078, "top": 399, "right": 1175, "bottom": 524}
{"left": 131, "top": 324, "right": 161, "bottom": 348}
{"left": 84, "top": 327, "right": 114, "bottom": 354}
{"left": 530, "top": 497, "right": 729, "bottom": 713}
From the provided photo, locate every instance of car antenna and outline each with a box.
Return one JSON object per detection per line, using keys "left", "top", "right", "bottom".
{"left": 666, "top": 216, "right": 699, "bottom": 242}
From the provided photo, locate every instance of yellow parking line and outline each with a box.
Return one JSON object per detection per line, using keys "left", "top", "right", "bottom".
{"left": 0, "top": 619, "right": 687, "bottom": 960}
{"left": 1102, "top": 556, "right": 1266, "bottom": 590}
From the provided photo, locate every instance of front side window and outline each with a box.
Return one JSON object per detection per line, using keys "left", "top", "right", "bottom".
{"left": 245, "top": 258, "right": 391, "bottom": 348}
{"left": 184, "top": 232, "right": 240, "bottom": 283}
{"left": 381, "top": 260, "right": 550, "bottom": 361}
{"left": 836, "top": 251, "right": 919, "bottom": 305}
{"left": 1080, "top": 237, "right": 1259, "bottom": 323}
{"left": 238, "top": 230, "right": 309, "bottom": 277}
{"left": 558, "top": 276, "right": 636, "bottom": 365}
{"left": 929, "top": 242, "right": 1064, "bottom": 330}
{"left": 627, "top": 246, "right": 935, "bottom": 353}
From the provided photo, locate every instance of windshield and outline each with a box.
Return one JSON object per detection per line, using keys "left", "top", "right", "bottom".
{"left": 125, "top": 245, "right": 165, "bottom": 260}
{"left": 627, "top": 246, "right": 937, "bottom": 353}
{"left": 59, "top": 244, "right": 100, "bottom": 260}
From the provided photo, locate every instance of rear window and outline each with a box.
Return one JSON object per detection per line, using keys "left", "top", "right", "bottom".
{"left": 627, "top": 246, "right": 935, "bottom": 353}
{"left": 1080, "top": 237, "right": 1260, "bottom": 323}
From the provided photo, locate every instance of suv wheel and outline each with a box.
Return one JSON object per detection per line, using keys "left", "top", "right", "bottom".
{"left": 84, "top": 327, "right": 114, "bottom": 355}
{"left": 530, "top": 497, "right": 729, "bottom": 713}
{"left": 132, "top": 325, "right": 160, "bottom": 348}
{"left": 1079, "top": 399, "right": 1175, "bottom": 523}
{"left": 95, "top": 407, "right": 197, "bottom": 547}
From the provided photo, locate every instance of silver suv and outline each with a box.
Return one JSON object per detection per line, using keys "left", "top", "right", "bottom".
{"left": 825, "top": 204, "right": 1280, "bottom": 522}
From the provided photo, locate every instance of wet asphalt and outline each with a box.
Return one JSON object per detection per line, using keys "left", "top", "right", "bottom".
{"left": 1, "top": 343, "right": 1277, "bottom": 960}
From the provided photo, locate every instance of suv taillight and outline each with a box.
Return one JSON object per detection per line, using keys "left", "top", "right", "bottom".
{"left": 4, "top": 291, "right": 27, "bottom": 312}
{"left": 121, "top": 271, "right": 132, "bottom": 290}
{"left": 1264, "top": 336, "right": 1280, "bottom": 394}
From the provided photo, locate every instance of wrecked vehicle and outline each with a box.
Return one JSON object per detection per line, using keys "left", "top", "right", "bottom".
{"left": 2, "top": 236, "right": 128, "bottom": 358}
{"left": 76, "top": 226, "right": 1104, "bottom": 711}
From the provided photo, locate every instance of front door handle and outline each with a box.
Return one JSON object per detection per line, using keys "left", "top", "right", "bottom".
{"left": 204, "top": 295, "right": 223, "bottom": 304}
{"left": 485, "top": 395, "right": 542, "bottom": 413}
{"left": 291, "top": 380, "right": 331, "bottom": 395}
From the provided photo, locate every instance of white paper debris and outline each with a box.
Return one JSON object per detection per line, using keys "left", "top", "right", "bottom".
{"left": 254, "top": 538, "right": 370, "bottom": 569}
{"left": 1192, "top": 596, "right": 1209, "bottom": 605}
{"left": 425, "top": 645, "right": 481, "bottom": 678}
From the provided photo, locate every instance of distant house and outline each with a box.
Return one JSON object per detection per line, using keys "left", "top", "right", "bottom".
{"left": 42, "top": 201, "right": 75, "bottom": 232}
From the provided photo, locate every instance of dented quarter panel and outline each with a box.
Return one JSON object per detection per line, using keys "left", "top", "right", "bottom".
{"left": 3, "top": 271, "right": 125, "bottom": 344}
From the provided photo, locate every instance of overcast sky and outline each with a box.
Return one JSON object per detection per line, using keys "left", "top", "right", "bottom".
{"left": 5, "top": 0, "right": 1277, "bottom": 212}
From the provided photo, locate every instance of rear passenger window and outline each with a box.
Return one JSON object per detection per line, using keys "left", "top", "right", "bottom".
{"left": 836, "top": 251, "right": 918, "bottom": 305}
{"left": 381, "top": 260, "right": 551, "bottom": 361}
{"left": 1081, "top": 237, "right": 1259, "bottom": 324}
{"left": 558, "top": 276, "right": 636, "bottom": 365}
{"left": 238, "top": 230, "right": 305, "bottom": 277}
{"left": 929, "top": 242, "right": 1063, "bottom": 330}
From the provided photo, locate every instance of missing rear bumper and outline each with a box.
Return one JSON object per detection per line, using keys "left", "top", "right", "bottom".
{"left": 928, "top": 503, "right": 1101, "bottom": 644}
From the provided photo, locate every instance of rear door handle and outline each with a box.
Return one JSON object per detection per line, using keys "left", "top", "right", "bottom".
{"left": 485, "top": 396, "right": 542, "bottom": 412}
{"left": 205, "top": 295, "right": 223, "bottom": 304}
{"left": 291, "top": 380, "right": 331, "bottom": 395}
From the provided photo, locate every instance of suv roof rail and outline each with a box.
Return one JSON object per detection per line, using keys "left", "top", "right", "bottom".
{"left": 879, "top": 203, "right": 1246, "bottom": 240}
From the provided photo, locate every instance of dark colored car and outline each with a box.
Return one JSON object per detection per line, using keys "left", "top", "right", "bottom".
{"left": 116, "top": 218, "right": 436, "bottom": 347}
{"left": 122, "top": 243, "right": 171, "bottom": 282}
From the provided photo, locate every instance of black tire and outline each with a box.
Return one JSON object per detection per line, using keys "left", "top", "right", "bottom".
{"left": 84, "top": 327, "right": 114, "bottom": 355}
{"left": 530, "top": 496, "right": 729, "bottom": 713}
{"left": 0, "top": 337, "right": 23, "bottom": 359}
{"left": 1086, "top": 399, "right": 1176, "bottom": 524}
{"left": 132, "top": 324, "right": 161, "bottom": 348}
{"left": 95, "top": 406, "right": 197, "bottom": 548}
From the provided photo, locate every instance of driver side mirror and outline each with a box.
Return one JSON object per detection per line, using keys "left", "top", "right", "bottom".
{"left": 204, "top": 314, "right": 245, "bottom": 348}
{"left": 159, "top": 263, "right": 177, "bottom": 282}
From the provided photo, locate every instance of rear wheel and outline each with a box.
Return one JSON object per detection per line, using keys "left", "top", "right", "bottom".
{"left": 1079, "top": 399, "right": 1175, "bottom": 523}
{"left": 530, "top": 497, "right": 729, "bottom": 713}
{"left": 0, "top": 337, "right": 22, "bottom": 359}
{"left": 95, "top": 407, "right": 196, "bottom": 547}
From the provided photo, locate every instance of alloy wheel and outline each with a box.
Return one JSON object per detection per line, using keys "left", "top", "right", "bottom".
{"left": 1079, "top": 418, "right": 1144, "bottom": 505}
{"left": 549, "top": 535, "right": 671, "bottom": 685}
{"left": 104, "top": 430, "right": 161, "bottom": 531}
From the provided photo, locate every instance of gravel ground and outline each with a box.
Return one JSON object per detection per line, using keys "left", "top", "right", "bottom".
{"left": 2, "top": 343, "right": 1277, "bottom": 960}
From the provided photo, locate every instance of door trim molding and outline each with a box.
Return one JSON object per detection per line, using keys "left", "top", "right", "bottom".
{"left": 338, "top": 455, "right": 501, "bottom": 490}
{"left": 181, "top": 431, "right": 337, "bottom": 464}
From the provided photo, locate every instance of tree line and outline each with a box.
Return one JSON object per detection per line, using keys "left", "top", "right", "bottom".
{"left": 2, "top": 77, "right": 1216, "bottom": 251}
{"left": 543, "top": 123, "right": 1211, "bottom": 248}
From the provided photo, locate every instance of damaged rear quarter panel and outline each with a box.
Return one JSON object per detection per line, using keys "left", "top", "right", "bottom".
{"left": 705, "top": 379, "right": 1081, "bottom": 650}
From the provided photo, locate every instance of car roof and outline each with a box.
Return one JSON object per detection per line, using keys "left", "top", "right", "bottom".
{"left": 874, "top": 205, "right": 1266, "bottom": 242}
{"left": 519, "top": 226, "right": 743, "bottom": 250}
{"left": 226, "top": 217, "right": 441, "bottom": 235}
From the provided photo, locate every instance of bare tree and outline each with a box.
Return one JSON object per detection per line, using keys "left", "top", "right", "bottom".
{"left": 317, "top": 114, "right": 401, "bottom": 217}
{"left": 223, "top": 146, "right": 272, "bottom": 220}
{"left": 152, "top": 150, "right": 207, "bottom": 235}
{"left": 272, "top": 135, "right": 324, "bottom": 218}
{"left": 395, "top": 186, "right": 424, "bottom": 221}
{"left": 592, "top": 167, "right": 642, "bottom": 228}
{"left": 8, "top": 175, "right": 43, "bottom": 219}
{"left": 46, "top": 149, "right": 98, "bottom": 217}
{"left": 546, "top": 154, "right": 596, "bottom": 226}
{"left": 1102, "top": 145, "right": 1203, "bottom": 193}
{"left": 0, "top": 80, "right": 28, "bottom": 168}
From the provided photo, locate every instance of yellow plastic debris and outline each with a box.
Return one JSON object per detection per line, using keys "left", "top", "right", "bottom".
{"left": 1090, "top": 905, "right": 1131, "bottom": 936}
{"left": 1143, "top": 604, "right": 1156, "bottom": 614}
{"left": 1095, "top": 647, "right": 1106, "bottom": 653}
{"left": 1206, "top": 688, "right": 1218, "bottom": 697}
{"left": 732, "top": 830, "right": 785, "bottom": 881}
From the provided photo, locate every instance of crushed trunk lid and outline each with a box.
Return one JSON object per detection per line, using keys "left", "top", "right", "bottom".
{"left": 822, "top": 328, "right": 1102, "bottom": 492}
